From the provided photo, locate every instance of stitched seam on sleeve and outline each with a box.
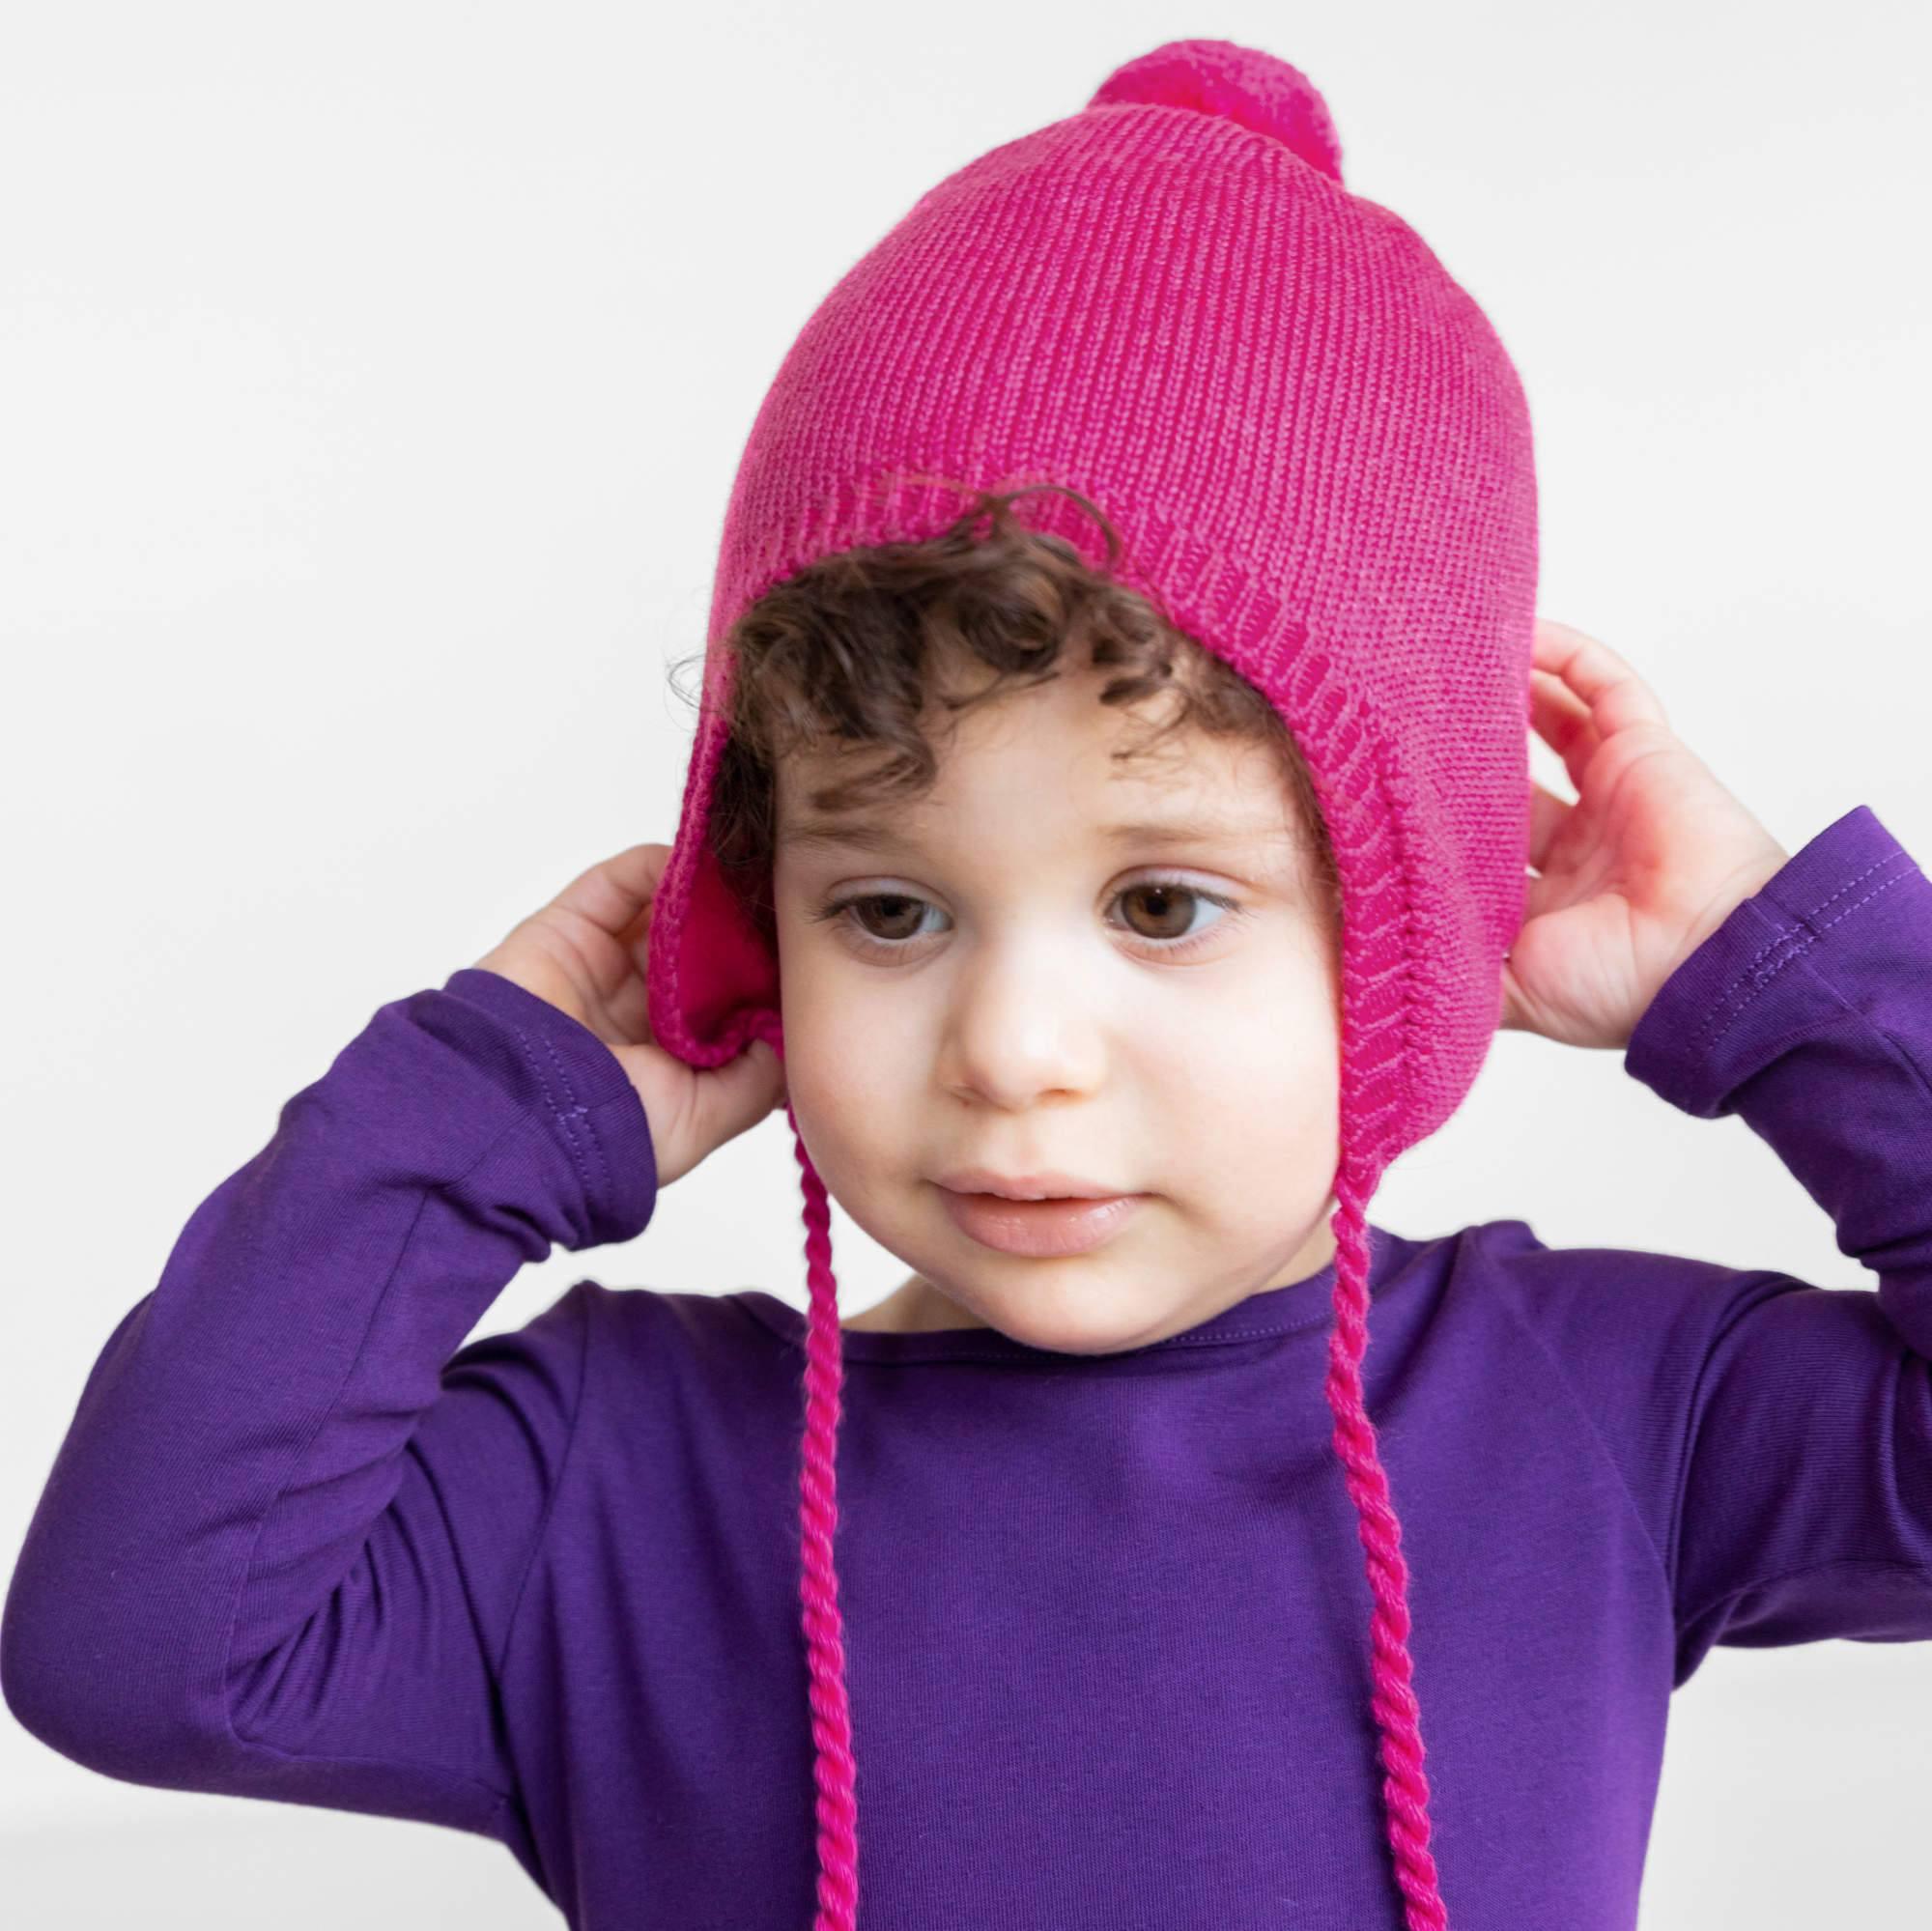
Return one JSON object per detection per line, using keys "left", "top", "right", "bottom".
{"left": 507, "top": 1019, "right": 614, "bottom": 1211}
{"left": 1686, "top": 850, "right": 1916, "bottom": 1065}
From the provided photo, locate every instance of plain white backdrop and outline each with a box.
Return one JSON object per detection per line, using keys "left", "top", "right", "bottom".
{"left": 3, "top": 2, "right": 1928, "bottom": 1924}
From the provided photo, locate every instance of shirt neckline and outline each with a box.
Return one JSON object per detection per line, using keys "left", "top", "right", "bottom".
{"left": 731, "top": 1221, "right": 1408, "bottom": 1366}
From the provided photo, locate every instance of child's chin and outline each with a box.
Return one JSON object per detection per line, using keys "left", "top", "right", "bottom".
{"left": 969, "top": 1280, "right": 1195, "bottom": 1358}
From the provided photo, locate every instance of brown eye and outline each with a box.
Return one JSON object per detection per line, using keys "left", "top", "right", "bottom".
{"left": 846, "top": 893, "right": 927, "bottom": 943}
{"left": 1119, "top": 881, "right": 1207, "bottom": 942}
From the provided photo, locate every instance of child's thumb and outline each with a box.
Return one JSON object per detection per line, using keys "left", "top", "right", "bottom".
{"left": 681, "top": 1039, "right": 788, "bottom": 1172}
{"left": 740, "top": 1037, "right": 789, "bottom": 1117}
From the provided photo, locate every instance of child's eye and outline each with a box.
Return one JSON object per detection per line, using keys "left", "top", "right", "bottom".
{"left": 809, "top": 877, "right": 1248, "bottom": 961}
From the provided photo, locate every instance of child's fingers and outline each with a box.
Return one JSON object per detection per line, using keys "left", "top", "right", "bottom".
{"left": 1527, "top": 666, "right": 1602, "bottom": 794}
{"left": 544, "top": 841, "right": 674, "bottom": 938}
{"left": 1532, "top": 619, "right": 1669, "bottom": 736}
{"left": 1526, "top": 779, "right": 1572, "bottom": 875}
{"left": 605, "top": 970, "right": 653, "bottom": 1045}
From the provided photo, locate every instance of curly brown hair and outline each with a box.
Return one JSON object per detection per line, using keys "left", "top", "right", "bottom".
{"left": 668, "top": 481, "right": 1342, "bottom": 959}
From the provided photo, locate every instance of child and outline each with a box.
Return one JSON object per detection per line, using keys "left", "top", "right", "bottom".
{"left": 6, "top": 34, "right": 1929, "bottom": 1931}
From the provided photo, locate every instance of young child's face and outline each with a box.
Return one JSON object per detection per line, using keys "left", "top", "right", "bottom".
{"left": 770, "top": 659, "right": 1343, "bottom": 1355}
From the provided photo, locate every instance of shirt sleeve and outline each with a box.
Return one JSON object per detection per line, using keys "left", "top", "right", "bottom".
{"left": 0, "top": 966, "right": 655, "bottom": 1851}
{"left": 1621, "top": 803, "right": 1932, "bottom": 1682}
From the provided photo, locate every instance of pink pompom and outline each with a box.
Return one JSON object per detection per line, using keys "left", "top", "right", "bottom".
{"left": 1088, "top": 37, "right": 1345, "bottom": 185}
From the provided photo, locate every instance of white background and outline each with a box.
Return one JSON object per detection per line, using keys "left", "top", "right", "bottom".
{"left": 3, "top": 2, "right": 1928, "bottom": 1924}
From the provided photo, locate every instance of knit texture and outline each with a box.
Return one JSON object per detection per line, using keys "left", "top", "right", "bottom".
{"left": 643, "top": 38, "right": 1539, "bottom": 1928}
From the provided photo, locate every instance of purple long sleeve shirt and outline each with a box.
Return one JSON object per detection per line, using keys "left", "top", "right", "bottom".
{"left": 7, "top": 802, "right": 1932, "bottom": 1929}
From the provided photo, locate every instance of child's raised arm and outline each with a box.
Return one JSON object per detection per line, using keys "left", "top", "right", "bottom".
{"left": 0, "top": 842, "right": 771, "bottom": 1852}
{"left": 1622, "top": 798, "right": 1932, "bottom": 1679}
{"left": 1501, "top": 621, "right": 1932, "bottom": 1683}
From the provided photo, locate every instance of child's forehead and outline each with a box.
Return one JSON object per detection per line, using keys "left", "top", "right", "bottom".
{"left": 776, "top": 752, "right": 1310, "bottom": 863}
{"left": 770, "top": 672, "right": 1319, "bottom": 863}
{"left": 780, "top": 708, "right": 1292, "bottom": 809}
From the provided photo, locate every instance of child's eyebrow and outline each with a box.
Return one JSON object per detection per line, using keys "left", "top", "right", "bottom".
{"left": 778, "top": 816, "right": 1299, "bottom": 856}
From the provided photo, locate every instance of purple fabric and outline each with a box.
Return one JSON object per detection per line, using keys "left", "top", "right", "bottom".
{"left": 7, "top": 800, "right": 1930, "bottom": 1930}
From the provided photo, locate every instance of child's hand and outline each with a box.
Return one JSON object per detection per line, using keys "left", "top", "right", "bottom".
{"left": 471, "top": 842, "right": 788, "bottom": 1188}
{"left": 1498, "top": 619, "right": 1792, "bottom": 1052}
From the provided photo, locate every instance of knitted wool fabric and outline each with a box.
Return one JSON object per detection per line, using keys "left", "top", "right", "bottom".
{"left": 643, "top": 37, "right": 1538, "bottom": 1930}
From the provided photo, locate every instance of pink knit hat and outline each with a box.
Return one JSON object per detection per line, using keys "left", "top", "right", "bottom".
{"left": 644, "top": 37, "right": 1537, "bottom": 1929}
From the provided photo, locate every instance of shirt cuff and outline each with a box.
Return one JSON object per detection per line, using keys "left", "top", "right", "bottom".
{"left": 1623, "top": 805, "right": 1916, "bottom": 1118}
{"left": 440, "top": 966, "right": 657, "bottom": 1245}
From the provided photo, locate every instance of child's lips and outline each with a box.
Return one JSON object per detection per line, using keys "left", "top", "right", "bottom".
{"left": 935, "top": 1185, "right": 1146, "bottom": 1259}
